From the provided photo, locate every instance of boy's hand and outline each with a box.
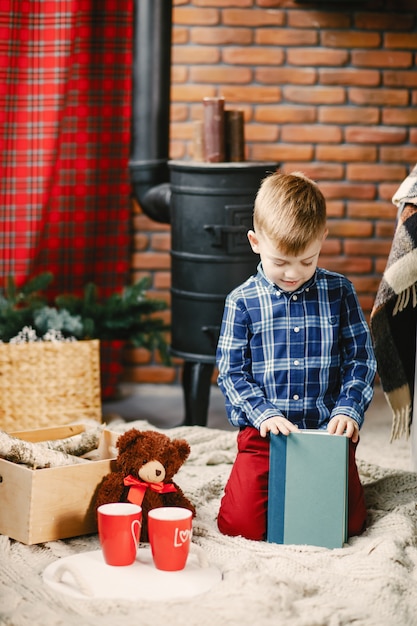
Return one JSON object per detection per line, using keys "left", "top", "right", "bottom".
{"left": 260, "top": 416, "right": 299, "bottom": 438}
{"left": 327, "top": 415, "right": 359, "bottom": 443}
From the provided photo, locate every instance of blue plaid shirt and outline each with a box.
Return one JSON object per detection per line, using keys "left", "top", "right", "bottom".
{"left": 216, "top": 264, "right": 376, "bottom": 431}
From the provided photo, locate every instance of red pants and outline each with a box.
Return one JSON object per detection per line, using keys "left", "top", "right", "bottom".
{"left": 217, "top": 427, "right": 367, "bottom": 542}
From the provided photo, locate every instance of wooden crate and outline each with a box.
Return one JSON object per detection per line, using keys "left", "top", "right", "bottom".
{"left": 0, "top": 425, "right": 118, "bottom": 545}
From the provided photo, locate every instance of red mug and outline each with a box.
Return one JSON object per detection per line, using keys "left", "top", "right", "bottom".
{"left": 148, "top": 507, "right": 193, "bottom": 571}
{"left": 97, "top": 502, "right": 142, "bottom": 566}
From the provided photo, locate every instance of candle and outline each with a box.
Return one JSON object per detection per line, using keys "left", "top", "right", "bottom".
{"left": 203, "top": 97, "right": 225, "bottom": 162}
{"left": 192, "top": 120, "right": 205, "bottom": 162}
{"left": 225, "top": 110, "right": 245, "bottom": 162}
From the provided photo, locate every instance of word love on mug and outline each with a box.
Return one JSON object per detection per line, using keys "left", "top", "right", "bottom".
{"left": 148, "top": 507, "right": 193, "bottom": 571}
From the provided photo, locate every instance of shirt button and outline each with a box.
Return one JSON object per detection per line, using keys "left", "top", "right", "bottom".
{"left": 293, "top": 394, "right": 300, "bottom": 400}
{"left": 294, "top": 360, "right": 300, "bottom": 365}
{"left": 294, "top": 327, "right": 300, "bottom": 333}
{"left": 293, "top": 295, "right": 298, "bottom": 301}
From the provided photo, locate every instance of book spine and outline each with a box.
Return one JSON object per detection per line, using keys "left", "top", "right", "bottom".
{"left": 267, "top": 434, "right": 287, "bottom": 544}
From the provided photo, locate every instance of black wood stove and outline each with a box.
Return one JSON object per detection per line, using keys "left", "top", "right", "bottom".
{"left": 169, "top": 160, "right": 278, "bottom": 425}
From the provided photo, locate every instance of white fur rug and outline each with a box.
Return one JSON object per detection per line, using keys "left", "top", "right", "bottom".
{"left": 1, "top": 419, "right": 417, "bottom": 626}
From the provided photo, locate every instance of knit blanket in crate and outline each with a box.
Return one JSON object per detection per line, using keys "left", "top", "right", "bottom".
{"left": 370, "top": 164, "right": 417, "bottom": 440}
{"left": 1, "top": 419, "right": 417, "bottom": 626}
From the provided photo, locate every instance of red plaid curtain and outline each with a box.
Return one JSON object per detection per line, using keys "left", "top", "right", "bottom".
{"left": 0, "top": 0, "right": 133, "bottom": 397}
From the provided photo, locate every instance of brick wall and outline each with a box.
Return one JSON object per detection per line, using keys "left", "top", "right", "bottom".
{"left": 124, "top": 0, "right": 417, "bottom": 386}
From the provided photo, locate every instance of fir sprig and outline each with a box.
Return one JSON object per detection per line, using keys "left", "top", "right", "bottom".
{"left": 0, "top": 273, "right": 170, "bottom": 362}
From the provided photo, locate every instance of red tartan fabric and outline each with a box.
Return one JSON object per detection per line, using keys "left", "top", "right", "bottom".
{"left": 0, "top": 0, "right": 133, "bottom": 398}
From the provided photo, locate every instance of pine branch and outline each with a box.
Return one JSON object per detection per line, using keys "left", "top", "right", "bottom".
{"left": 0, "top": 273, "right": 170, "bottom": 363}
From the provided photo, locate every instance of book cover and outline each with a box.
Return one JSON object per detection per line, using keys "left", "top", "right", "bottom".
{"left": 267, "top": 430, "right": 348, "bottom": 549}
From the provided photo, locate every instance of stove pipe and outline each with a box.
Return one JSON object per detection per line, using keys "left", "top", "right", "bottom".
{"left": 129, "top": 0, "right": 172, "bottom": 224}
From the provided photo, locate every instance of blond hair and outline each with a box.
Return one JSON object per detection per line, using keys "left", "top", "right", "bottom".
{"left": 253, "top": 171, "right": 327, "bottom": 254}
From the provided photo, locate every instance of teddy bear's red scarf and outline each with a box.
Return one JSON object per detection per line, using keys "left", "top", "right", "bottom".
{"left": 123, "top": 474, "right": 178, "bottom": 506}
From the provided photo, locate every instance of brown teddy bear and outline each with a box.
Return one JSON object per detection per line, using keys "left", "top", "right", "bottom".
{"left": 94, "top": 428, "right": 196, "bottom": 542}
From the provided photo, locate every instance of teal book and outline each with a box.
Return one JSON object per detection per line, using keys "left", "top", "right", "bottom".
{"left": 267, "top": 430, "right": 348, "bottom": 549}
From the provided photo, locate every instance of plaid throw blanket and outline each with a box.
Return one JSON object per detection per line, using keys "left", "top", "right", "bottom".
{"left": 370, "top": 165, "right": 417, "bottom": 440}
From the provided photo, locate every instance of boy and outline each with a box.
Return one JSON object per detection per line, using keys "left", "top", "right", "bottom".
{"left": 216, "top": 171, "right": 376, "bottom": 541}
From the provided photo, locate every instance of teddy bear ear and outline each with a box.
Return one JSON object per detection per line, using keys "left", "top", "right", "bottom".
{"left": 117, "top": 429, "right": 144, "bottom": 454}
{"left": 172, "top": 439, "right": 191, "bottom": 463}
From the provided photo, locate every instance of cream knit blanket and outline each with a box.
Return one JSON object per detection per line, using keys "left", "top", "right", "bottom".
{"left": 1, "top": 420, "right": 417, "bottom": 626}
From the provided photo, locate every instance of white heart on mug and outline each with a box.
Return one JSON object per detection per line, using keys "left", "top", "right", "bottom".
{"left": 179, "top": 529, "right": 191, "bottom": 543}
{"left": 174, "top": 528, "right": 192, "bottom": 546}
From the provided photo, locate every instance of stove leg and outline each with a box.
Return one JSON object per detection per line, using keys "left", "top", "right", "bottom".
{"left": 182, "top": 361, "right": 214, "bottom": 426}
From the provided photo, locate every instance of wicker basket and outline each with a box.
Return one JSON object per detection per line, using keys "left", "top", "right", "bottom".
{"left": 0, "top": 340, "right": 102, "bottom": 432}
